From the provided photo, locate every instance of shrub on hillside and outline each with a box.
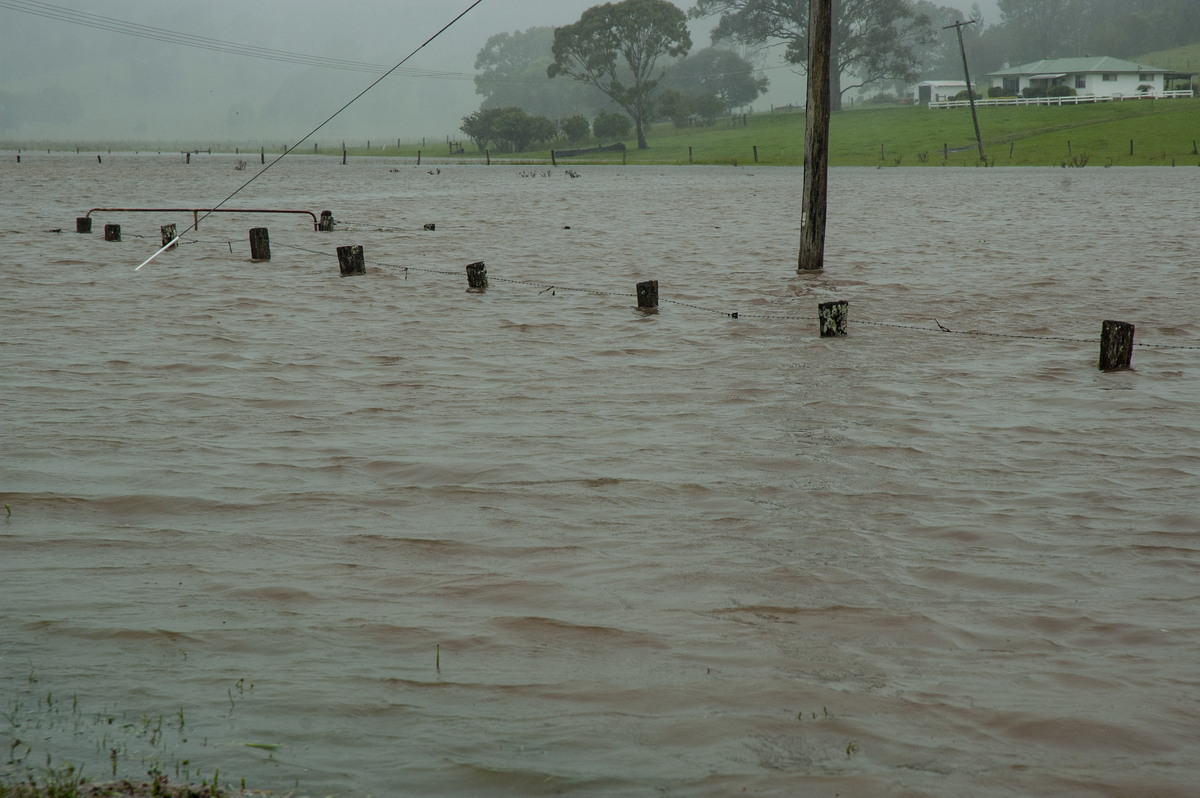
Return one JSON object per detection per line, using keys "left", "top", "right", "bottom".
{"left": 559, "top": 114, "right": 590, "bottom": 143}
{"left": 593, "top": 109, "right": 632, "bottom": 141}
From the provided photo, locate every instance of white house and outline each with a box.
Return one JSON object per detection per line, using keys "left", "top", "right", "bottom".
{"left": 987, "top": 57, "right": 1170, "bottom": 97}
{"left": 913, "top": 80, "right": 972, "bottom": 105}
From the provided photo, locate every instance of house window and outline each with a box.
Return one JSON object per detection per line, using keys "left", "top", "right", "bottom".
{"left": 1004, "top": 77, "right": 1020, "bottom": 92}
{"left": 1075, "top": 75, "right": 1087, "bottom": 89}
{"left": 1102, "top": 73, "right": 1117, "bottom": 81}
{"left": 1139, "top": 73, "right": 1153, "bottom": 81}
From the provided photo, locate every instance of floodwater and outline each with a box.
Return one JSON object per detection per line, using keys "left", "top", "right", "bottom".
{"left": 2, "top": 154, "right": 1198, "bottom": 798}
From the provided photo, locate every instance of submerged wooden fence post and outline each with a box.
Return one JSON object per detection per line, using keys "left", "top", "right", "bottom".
{"left": 161, "top": 223, "right": 177, "bottom": 250}
{"left": 104, "top": 223, "right": 121, "bottom": 242}
{"left": 318, "top": 210, "right": 334, "bottom": 232}
{"left": 337, "top": 245, "right": 365, "bottom": 276}
{"left": 636, "top": 280, "right": 659, "bottom": 310}
{"left": 76, "top": 217, "right": 92, "bottom": 234}
{"left": 818, "top": 300, "right": 848, "bottom": 337}
{"left": 466, "top": 260, "right": 488, "bottom": 291}
{"left": 249, "top": 227, "right": 270, "bottom": 261}
{"left": 1099, "top": 320, "right": 1134, "bottom": 371}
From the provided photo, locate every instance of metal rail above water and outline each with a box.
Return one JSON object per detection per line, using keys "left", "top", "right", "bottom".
{"left": 85, "top": 208, "right": 320, "bottom": 230}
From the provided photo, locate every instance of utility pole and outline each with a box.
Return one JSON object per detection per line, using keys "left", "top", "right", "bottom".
{"left": 798, "top": 0, "right": 832, "bottom": 272}
{"left": 944, "top": 18, "right": 985, "bottom": 162}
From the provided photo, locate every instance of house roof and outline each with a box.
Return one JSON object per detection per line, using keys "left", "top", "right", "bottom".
{"left": 988, "top": 57, "right": 1169, "bottom": 77}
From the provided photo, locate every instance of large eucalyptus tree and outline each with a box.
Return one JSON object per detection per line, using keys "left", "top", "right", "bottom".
{"left": 548, "top": 0, "right": 692, "bottom": 149}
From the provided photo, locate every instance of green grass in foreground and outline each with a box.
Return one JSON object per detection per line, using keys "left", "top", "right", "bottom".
{"left": 369, "top": 97, "right": 1198, "bottom": 167}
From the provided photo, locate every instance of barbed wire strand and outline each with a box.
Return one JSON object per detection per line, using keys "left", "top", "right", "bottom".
{"left": 250, "top": 238, "right": 1200, "bottom": 352}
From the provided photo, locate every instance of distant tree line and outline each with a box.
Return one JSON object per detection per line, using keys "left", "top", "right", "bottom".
{"left": 911, "top": 0, "right": 1200, "bottom": 90}
{"left": 465, "top": 0, "right": 1200, "bottom": 150}
{"left": 468, "top": 0, "right": 768, "bottom": 150}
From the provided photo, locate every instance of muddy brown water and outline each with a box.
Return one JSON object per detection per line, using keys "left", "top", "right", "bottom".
{"left": 2, "top": 154, "right": 1198, "bottom": 797}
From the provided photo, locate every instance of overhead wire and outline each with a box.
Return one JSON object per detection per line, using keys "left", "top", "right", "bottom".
{"left": 0, "top": 0, "right": 787, "bottom": 84}
{"left": 0, "top": 0, "right": 474, "bottom": 80}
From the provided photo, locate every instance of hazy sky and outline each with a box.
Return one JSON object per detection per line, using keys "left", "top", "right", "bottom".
{"left": 0, "top": 0, "right": 1001, "bottom": 145}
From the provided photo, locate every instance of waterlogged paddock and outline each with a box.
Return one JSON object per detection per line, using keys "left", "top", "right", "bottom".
{"left": 2, "top": 155, "right": 1199, "bottom": 797}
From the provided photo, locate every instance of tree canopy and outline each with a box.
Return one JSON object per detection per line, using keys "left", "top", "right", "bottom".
{"left": 688, "top": 0, "right": 933, "bottom": 110}
{"left": 474, "top": 26, "right": 609, "bottom": 118}
{"left": 991, "top": 0, "right": 1200, "bottom": 64}
{"left": 548, "top": 0, "right": 692, "bottom": 149}
{"left": 661, "top": 47, "right": 769, "bottom": 111}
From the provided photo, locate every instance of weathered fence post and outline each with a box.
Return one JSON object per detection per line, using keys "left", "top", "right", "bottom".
{"left": 161, "top": 223, "right": 178, "bottom": 250}
{"left": 337, "top": 245, "right": 365, "bottom": 276}
{"left": 318, "top": 210, "right": 335, "bottom": 232}
{"left": 104, "top": 223, "right": 121, "bottom": 242}
{"left": 466, "top": 260, "right": 488, "bottom": 291}
{"left": 76, "top": 217, "right": 92, "bottom": 234}
{"left": 753, "top": 145, "right": 758, "bottom": 162}
{"left": 688, "top": 146, "right": 693, "bottom": 163}
{"left": 798, "top": 0, "right": 832, "bottom": 272}
{"left": 551, "top": 150, "right": 557, "bottom": 166}
{"left": 818, "top": 300, "right": 848, "bottom": 337}
{"left": 1099, "top": 320, "right": 1134, "bottom": 371}
{"left": 636, "top": 280, "right": 659, "bottom": 310}
{"left": 417, "top": 150, "right": 422, "bottom": 166}
{"left": 249, "top": 227, "right": 270, "bottom": 261}
{"left": 485, "top": 149, "right": 491, "bottom": 165}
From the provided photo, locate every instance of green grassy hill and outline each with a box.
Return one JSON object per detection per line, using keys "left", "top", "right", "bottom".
{"left": 1139, "top": 42, "right": 1200, "bottom": 74}
{"left": 455, "top": 96, "right": 1199, "bottom": 167}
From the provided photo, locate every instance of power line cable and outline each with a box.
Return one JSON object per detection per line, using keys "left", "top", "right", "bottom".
{"left": 1, "top": 0, "right": 788, "bottom": 84}
{"left": 0, "top": 0, "right": 475, "bottom": 79}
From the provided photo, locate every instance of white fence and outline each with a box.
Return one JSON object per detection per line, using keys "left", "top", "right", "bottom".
{"left": 929, "top": 90, "right": 1194, "bottom": 110}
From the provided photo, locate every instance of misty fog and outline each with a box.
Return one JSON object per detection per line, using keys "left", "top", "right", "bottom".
{"left": 0, "top": 0, "right": 1001, "bottom": 146}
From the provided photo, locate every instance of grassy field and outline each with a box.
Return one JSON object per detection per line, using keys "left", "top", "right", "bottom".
{"left": 412, "top": 96, "right": 1200, "bottom": 167}
{"left": 5, "top": 95, "right": 1197, "bottom": 169}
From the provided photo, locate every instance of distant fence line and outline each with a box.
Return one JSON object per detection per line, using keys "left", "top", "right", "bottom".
{"left": 929, "top": 89, "right": 1194, "bottom": 110}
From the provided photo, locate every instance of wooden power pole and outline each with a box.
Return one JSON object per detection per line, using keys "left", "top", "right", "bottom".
{"left": 798, "top": 0, "right": 832, "bottom": 272}
{"left": 945, "top": 18, "right": 985, "bottom": 162}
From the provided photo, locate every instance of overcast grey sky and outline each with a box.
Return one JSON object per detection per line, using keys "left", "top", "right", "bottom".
{"left": 0, "top": 0, "right": 1001, "bottom": 145}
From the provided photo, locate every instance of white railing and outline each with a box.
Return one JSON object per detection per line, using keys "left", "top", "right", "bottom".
{"left": 929, "top": 90, "right": 1194, "bottom": 109}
